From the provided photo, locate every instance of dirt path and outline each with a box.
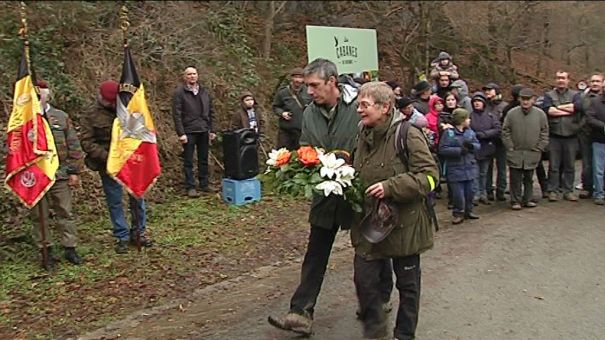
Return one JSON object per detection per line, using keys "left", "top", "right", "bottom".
{"left": 80, "top": 198, "right": 605, "bottom": 340}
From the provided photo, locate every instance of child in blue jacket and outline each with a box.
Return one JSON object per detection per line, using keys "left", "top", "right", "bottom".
{"left": 439, "top": 109, "right": 481, "bottom": 224}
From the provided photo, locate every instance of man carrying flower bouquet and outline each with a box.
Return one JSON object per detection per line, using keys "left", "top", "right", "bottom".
{"left": 268, "top": 58, "right": 361, "bottom": 336}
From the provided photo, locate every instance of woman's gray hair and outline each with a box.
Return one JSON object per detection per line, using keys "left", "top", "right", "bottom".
{"left": 359, "top": 81, "right": 395, "bottom": 108}
{"left": 304, "top": 58, "right": 338, "bottom": 81}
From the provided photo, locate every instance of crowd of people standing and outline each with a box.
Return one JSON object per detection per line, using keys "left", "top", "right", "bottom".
{"left": 381, "top": 52, "right": 605, "bottom": 225}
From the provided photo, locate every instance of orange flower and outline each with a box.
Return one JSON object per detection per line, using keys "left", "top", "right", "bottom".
{"left": 275, "top": 150, "right": 291, "bottom": 166}
{"left": 297, "top": 146, "right": 320, "bottom": 167}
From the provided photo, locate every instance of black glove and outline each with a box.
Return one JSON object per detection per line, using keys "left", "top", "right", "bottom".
{"left": 476, "top": 131, "right": 486, "bottom": 139}
{"left": 463, "top": 140, "right": 475, "bottom": 151}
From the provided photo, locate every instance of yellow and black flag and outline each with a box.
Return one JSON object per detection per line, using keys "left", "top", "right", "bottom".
{"left": 106, "top": 46, "right": 161, "bottom": 198}
{"left": 4, "top": 46, "right": 58, "bottom": 208}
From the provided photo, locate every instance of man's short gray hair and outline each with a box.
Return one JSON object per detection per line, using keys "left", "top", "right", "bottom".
{"left": 304, "top": 58, "right": 338, "bottom": 81}
{"left": 359, "top": 81, "right": 395, "bottom": 108}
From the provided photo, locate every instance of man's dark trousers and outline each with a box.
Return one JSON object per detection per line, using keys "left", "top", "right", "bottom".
{"left": 536, "top": 155, "right": 548, "bottom": 196}
{"left": 182, "top": 132, "right": 209, "bottom": 190}
{"left": 277, "top": 128, "right": 301, "bottom": 151}
{"left": 289, "top": 224, "right": 339, "bottom": 318}
{"left": 355, "top": 254, "right": 421, "bottom": 340}
{"left": 579, "top": 130, "right": 593, "bottom": 193}
{"left": 289, "top": 224, "right": 393, "bottom": 319}
{"left": 510, "top": 168, "right": 534, "bottom": 205}
{"left": 548, "top": 136, "right": 578, "bottom": 194}
{"left": 487, "top": 143, "right": 507, "bottom": 197}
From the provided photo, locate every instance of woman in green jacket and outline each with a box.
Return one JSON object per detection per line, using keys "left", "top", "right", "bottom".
{"left": 353, "top": 82, "right": 438, "bottom": 340}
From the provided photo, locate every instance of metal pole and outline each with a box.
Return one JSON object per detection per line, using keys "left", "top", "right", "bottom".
{"left": 120, "top": 4, "right": 141, "bottom": 252}
{"left": 37, "top": 202, "right": 50, "bottom": 269}
{"left": 20, "top": 2, "right": 50, "bottom": 269}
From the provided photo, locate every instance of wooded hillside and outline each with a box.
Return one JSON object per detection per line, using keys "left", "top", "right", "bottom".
{"left": 1, "top": 1, "right": 603, "bottom": 222}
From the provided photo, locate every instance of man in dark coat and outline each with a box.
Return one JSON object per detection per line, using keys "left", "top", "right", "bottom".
{"left": 502, "top": 88, "right": 549, "bottom": 210}
{"left": 272, "top": 67, "right": 312, "bottom": 150}
{"left": 172, "top": 66, "right": 216, "bottom": 198}
{"left": 578, "top": 73, "right": 604, "bottom": 199}
{"left": 483, "top": 83, "right": 509, "bottom": 201}
{"left": 268, "top": 58, "right": 361, "bottom": 336}
{"left": 585, "top": 79, "right": 605, "bottom": 205}
{"left": 469, "top": 92, "right": 501, "bottom": 205}
{"left": 411, "top": 80, "right": 432, "bottom": 115}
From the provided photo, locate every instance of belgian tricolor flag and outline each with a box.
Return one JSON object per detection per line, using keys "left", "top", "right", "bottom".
{"left": 106, "top": 46, "right": 161, "bottom": 198}
{"left": 4, "top": 47, "right": 58, "bottom": 208}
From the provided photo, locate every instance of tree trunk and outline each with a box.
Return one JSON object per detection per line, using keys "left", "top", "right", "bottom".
{"left": 535, "top": 16, "right": 550, "bottom": 77}
{"left": 263, "top": 1, "right": 275, "bottom": 60}
{"left": 506, "top": 46, "right": 515, "bottom": 82}
{"left": 486, "top": 2, "right": 498, "bottom": 79}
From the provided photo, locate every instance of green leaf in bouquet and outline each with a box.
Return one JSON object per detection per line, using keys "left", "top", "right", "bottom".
{"left": 304, "top": 184, "right": 314, "bottom": 199}
{"left": 310, "top": 172, "right": 322, "bottom": 184}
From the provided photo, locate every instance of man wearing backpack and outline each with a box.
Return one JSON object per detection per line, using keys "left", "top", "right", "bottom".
{"left": 352, "top": 82, "right": 438, "bottom": 340}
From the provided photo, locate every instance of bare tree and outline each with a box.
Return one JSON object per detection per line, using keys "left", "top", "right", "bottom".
{"left": 263, "top": 1, "right": 287, "bottom": 60}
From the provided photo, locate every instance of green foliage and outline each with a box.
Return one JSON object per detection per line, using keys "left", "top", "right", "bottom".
{"left": 207, "top": 7, "right": 260, "bottom": 99}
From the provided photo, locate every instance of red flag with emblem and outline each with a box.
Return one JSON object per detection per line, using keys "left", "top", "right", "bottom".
{"left": 4, "top": 47, "right": 59, "bottom": 208}
{"left": 106, "top": 46, "right": 161, "bottom": 198}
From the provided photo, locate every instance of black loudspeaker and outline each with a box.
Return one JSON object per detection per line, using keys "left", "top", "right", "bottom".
{"left": 223, "top": 128, "right": 259, "bottom": 180}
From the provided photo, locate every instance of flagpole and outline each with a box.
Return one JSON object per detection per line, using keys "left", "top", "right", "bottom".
{"left": 20, "top": 1, "right": 49, "bottom": 269}
{"left": 120, "top": 4, "right": 142, "bottom": 253}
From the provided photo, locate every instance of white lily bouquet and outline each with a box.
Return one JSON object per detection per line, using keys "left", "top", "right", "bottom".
{"left": 259, "top": 146, "right": 364, "bottom": 212}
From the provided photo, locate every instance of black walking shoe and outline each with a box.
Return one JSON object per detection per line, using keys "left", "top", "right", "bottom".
{"left": 486, "top": 192, "right": 495, "bottom": 201}
{"left": 479, "top": 196, "right": 492, "bottom": 205}
{"left": 115, "top": 240, "right": 129, "bottom": 254}
{"left": 465, "top": 212, "right": 480, "bottom": 219}
{"left": 64, "top": 247, "right": 82, "bottom": 265}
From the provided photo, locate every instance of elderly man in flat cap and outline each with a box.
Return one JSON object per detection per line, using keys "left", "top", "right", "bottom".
{"left": 502, "top": 88, "right": 549, "bottom": 210}
{"left": 272, "top": 67, "right": 312, "bottom": 150}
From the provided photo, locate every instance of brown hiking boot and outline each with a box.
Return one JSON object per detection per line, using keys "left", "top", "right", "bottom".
{"left": 267, "top": 312, "right": 313, "bottom": 336}
{"left": 452, "top": 216, "right": 464, "bottom": 225}
{"left": 563, "top": 192, "right": 578, "bottom": 202}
